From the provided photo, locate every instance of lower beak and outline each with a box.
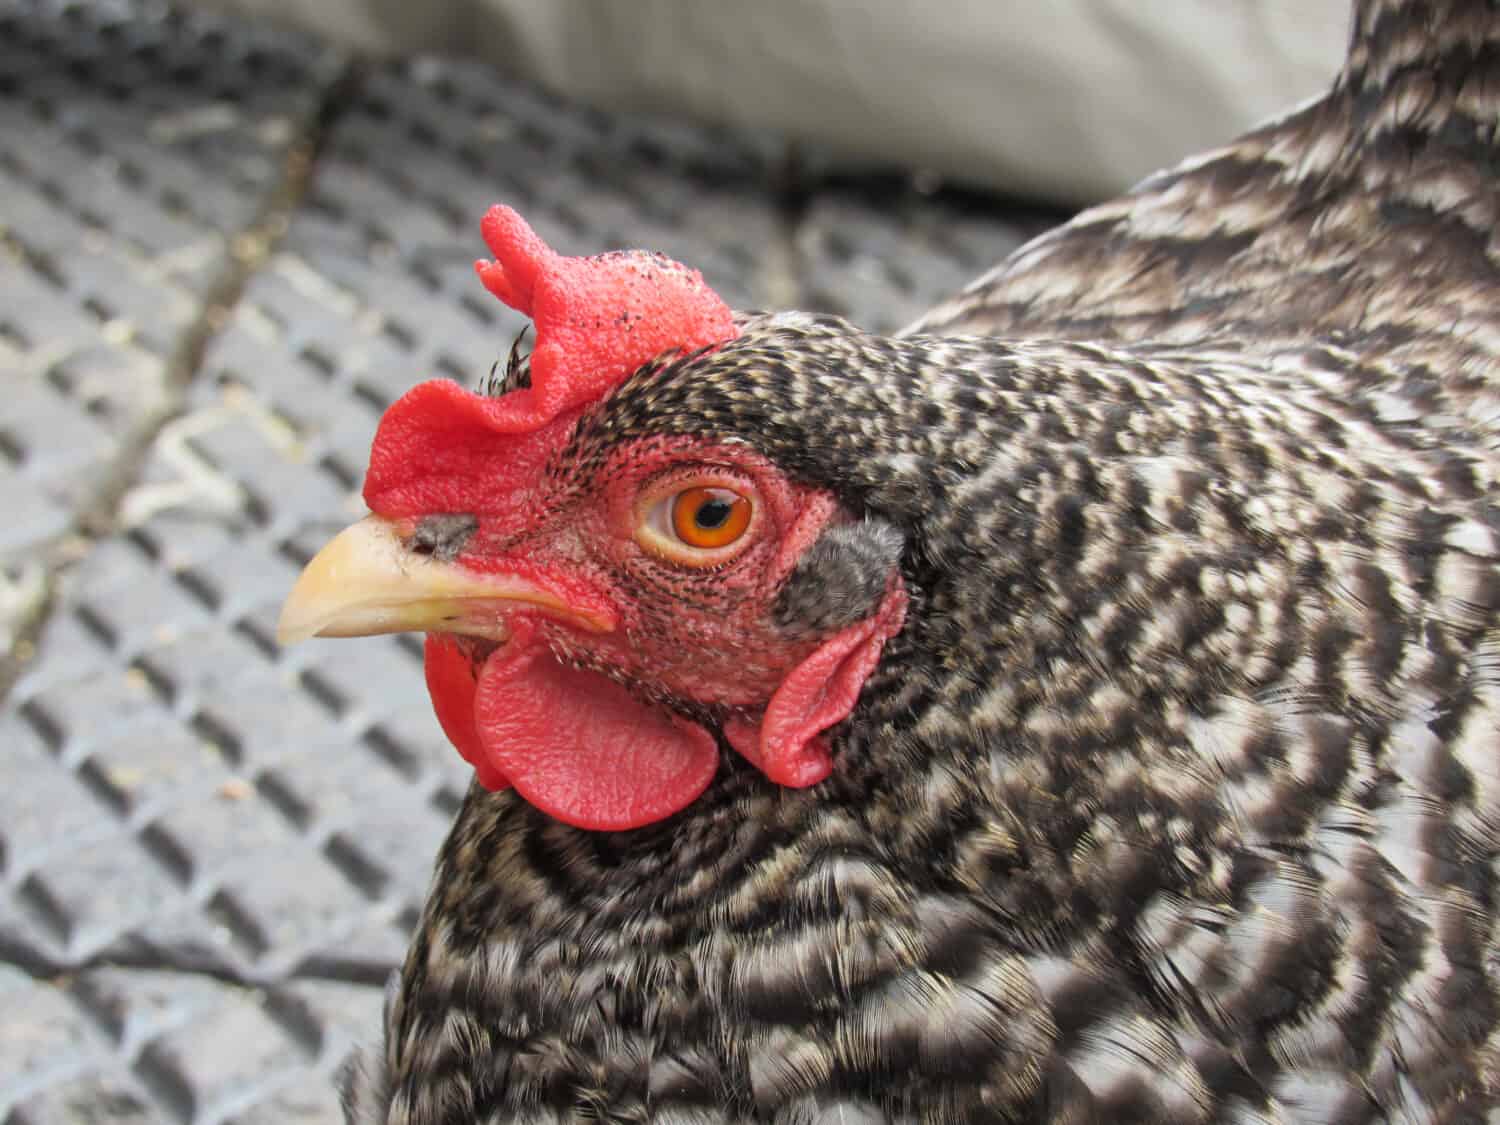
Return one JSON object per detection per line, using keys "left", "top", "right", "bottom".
{"left": 276, "top": 515, "right": 612, "bottom": 645}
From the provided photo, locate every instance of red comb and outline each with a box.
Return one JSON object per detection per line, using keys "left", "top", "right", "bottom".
{"left": 364, "top": 205, "right": 739, "bottom": 514}
{"left": 473, "top": 205, "right": 737, "bottom": 431}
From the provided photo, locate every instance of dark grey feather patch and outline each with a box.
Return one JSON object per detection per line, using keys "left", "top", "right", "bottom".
{"left": 772, "top": 518, "right": 905, "bottom": 637}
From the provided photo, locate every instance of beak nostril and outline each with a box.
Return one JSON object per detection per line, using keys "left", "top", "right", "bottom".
{"left": 410, "top": 513, "right": 479, "bottom": 562}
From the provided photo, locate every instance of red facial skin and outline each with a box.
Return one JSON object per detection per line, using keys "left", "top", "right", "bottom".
{"left": 399, "top": 428, "right": 909, "bottom": 831}
{"left": 507, "top": 439, "right": 839, "bottom": 705}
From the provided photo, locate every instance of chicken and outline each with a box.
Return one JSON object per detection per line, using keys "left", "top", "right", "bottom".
{"left": 277, "top": 0, "right": 1500, "bottom": 1121}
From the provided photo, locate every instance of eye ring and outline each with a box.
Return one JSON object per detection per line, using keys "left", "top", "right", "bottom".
{"left": 636, "top": 476, "right": 759, "bottom": 566}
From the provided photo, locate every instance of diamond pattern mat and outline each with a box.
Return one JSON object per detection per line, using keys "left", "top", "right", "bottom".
{"left": 2, "top": 961, "right": 382, "bottom": 1123}
{"left": 0, "top": 0, "right": 343, "bottom": 561}
{"left": 0, "top": 0, "right": 1067, "bottom": 1120}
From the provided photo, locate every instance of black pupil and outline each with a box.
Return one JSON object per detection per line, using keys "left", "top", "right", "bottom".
{"left": 695, "top": 497, "right": 734, "bottom": 530}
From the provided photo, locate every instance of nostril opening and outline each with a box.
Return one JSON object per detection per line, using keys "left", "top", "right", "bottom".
{"left": 410, "top": 513, "right": 479, "bottom": 562}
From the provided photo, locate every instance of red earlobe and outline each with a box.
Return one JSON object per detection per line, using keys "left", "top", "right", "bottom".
{"left": 724, "top": 579, "right": 908, "bottom": 787}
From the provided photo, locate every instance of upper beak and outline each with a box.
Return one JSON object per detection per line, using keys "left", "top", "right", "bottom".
{"left": 276, "top": 515, "right": 614, "bottom": 646}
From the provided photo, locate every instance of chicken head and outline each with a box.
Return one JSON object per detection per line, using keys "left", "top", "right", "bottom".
{"left": 277, "top": 207, "right": 907, "bottom": 831}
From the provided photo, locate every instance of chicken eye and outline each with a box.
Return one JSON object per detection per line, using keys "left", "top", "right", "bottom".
{"left": 636, "top": 480, "right": 758, "bottom": 566}
{"left": 671, "top": 487, "right": 752, "bottom": 548}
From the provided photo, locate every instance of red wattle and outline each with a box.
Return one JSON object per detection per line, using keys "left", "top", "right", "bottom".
{"left": 424, "top": 634, "right": 511, "bottom": 792}
{"left": 471, "top": 620, "right": 720, "bottom": 830}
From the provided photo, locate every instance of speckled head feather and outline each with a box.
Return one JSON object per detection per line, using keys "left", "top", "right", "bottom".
{"left": 342, "top": 3, "right": 1500, "bottom": 1122}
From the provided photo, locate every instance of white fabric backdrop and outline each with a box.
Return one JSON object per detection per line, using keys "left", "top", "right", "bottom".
{"left": 188, "top": 0, "right": 1348, "bottom": 204}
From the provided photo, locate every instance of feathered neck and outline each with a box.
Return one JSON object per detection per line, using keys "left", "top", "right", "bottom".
{"left": 1339, "top": 0, "right": 1500, "bottom": 118}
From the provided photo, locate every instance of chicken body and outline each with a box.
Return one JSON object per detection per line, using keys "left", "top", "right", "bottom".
{"left": 321, "top": 1, "right": 1500, "bottom": 1121}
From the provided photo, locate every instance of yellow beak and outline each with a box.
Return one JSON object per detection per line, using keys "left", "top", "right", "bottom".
{"left": 276, "top": 515, "right": 612, "bottom": 646}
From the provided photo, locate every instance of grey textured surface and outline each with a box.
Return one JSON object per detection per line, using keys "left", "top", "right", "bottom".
{"left": 0, "top": 0, "right": 1066, "bottom": 1119}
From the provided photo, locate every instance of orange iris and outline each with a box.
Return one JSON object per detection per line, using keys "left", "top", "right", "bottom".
{"left": 670, "top": 487, "right": 752, "bottom": 549}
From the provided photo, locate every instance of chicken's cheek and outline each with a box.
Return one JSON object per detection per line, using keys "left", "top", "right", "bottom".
{"left": 467, "top": 620, "right": 719, "bottom": 830}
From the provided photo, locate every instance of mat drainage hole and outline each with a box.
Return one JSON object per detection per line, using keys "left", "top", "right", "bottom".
{"left": 433, "top": 354, "right": 467, "bottom": 383}
{"left": 128, "top": 657, "right": 178, "bottom": 705}
{"left": 459, "top": 294, "right": 494, "bottom": 325}
{"left": 76, "top": 756, "right": 135, "bottom": 817}
{"left": 17, "top": 875, "right": 73, "bottom": 944}
{"left": 430, "top": 784, "right": 465, "bottom": 817}
{"left": 17, "top": 240, "right": 66, "bottom": 289}
{"left": 352, "top": 379, "right": 390, "bottom": 412}
{"left": 204, "top": 888, "right": 269, "bottom": 957}
{"left": 363, "top": 724, "right": 421, "bottom": 780}
{"left": 18, "top": 699, "right": 67, "bottom": 753}
{"left": 0, "top": 318, "right": 31, "bottom": 351}
{"left": 318, "top": 453, "right": 359, "bottom": 492}
{"left": 326, "top": 834, "right": 388, "bottom": 899}
{"left": 0, "top": 427, "right": 25, "bottom": 465}
{"left": 257, "top": 770, "right": 312, "bottom": 828}
{"left": 381, "top": 319, "right": 415, "bottom": 351}
{"left": 174, "top": 567, "right": 221, "bottom": 611}
{"left": 407, "top": 119, "right": 439, "bottom": 147}
{"left": 408, "top": 261, "right": 441, "bottom": 291}
{"left": 299, "top": 344, "right": 336, "bottom": 379}
{"left": 190, "top": 711, "right": 244, "bottom": 767}
{"left": 160, "top": 187, "right": 192, "bottom": 218}
{"left": 74, "top": 602, "right": 120, "bottom": 649}
{"left": 298, "top": 668, "right": 348, "bottom": 717}
{"left": 232, "top": 616, "right": 279, "bottom": 659}
{"left": 138, "top": 822, "right": 195, "bottom": 885}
